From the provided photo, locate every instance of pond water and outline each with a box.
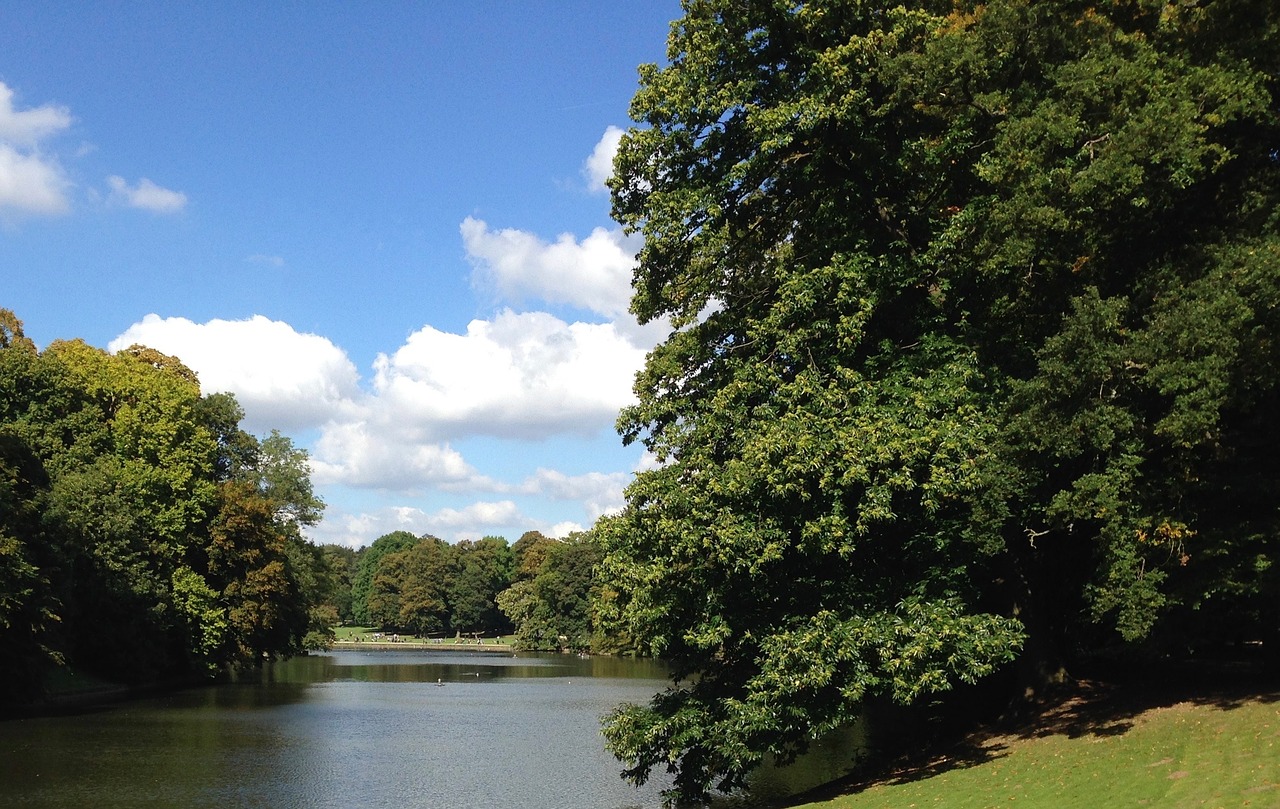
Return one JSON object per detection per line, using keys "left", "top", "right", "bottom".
{"left": 0, "top": 650, "right": 865, "bottom": 808}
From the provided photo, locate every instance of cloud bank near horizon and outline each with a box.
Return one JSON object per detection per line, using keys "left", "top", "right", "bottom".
{"left": 108, "top": 128, "right": 659, "bottom": 546}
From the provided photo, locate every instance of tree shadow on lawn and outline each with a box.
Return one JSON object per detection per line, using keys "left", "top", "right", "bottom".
{"left": 780, "top": 661, "right": 1279, "bottom": 807}
{"left": 1006, "top": 661, "right": 1280, "bottom": 743}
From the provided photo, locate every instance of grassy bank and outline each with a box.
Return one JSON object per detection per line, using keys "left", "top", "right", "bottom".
{"left": 331, "top": 626, "right": 511, "bottom": 646}
{"left": 786, "top": 681, "right": 1279, "bottom": 809}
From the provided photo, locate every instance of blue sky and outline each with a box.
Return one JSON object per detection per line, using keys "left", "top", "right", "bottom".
{"left": 2, "top": 2, "right": 682, "bottom": 547}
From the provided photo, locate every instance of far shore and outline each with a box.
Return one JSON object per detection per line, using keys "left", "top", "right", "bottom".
{"left": 333, "top": 639, "right": 513, "bottom": 653}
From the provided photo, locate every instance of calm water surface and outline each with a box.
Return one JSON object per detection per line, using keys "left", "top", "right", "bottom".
{"left": 0, "top": 650, "right": 865, "bottom": 808}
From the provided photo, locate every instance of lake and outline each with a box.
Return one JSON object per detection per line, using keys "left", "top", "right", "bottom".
{"left": 0, "top": 650, "right": 866, "bottom": 808}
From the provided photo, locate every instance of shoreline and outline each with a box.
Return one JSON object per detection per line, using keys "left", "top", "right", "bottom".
{"left": 331, "top": 640, "right": 513, "bottom": 654}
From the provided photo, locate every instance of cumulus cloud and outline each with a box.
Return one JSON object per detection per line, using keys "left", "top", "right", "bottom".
{"left": 583, "top": 125, "right": 625, "bottom": 193}
{"left": 0, "top": 82, "right": 191, "bottom": 218}
{"left": 112, "top": 308, "right": 648, "bottom": 494}
{"left": 305, "top": 308, "right": 649, "bottom": 493}
{"left": 370, "top": 308, "right": 644, "bottom": 441}
{"left": 109, "top": 314, "right": 361, "bottom": 431}
{"left": 0, "top": 82, "right": 71, "bottom": 216}
{"left": 546, "top": 521, "right": 584, "bottom": 539}
{"left": 0, "top": 145, "right": 70, "bottom": 215}
{"left": 107, "top": 175, "right": 187, "bottom": 213}
{"left": 308, "top": 421, "right": 487, "bottom": 490}
{"left": 517, "top": 468, "right": 628, "bottom": 522}
{"left": 0, "top": 83, "right": 71, "bottom": 147}
{"left": 462, "top": 216, "right": 640, "bottom": 321}
{"left": 307, "top": 501, "right": 528, "bottom": 547}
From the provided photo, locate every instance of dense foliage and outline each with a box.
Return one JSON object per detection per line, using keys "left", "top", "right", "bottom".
{"left": 0, "top": 312, "right": 342, "bottom": 699}
{"left": 498, "top": 532, "right": 605, "bottom": 651}
{"left": 595, "top": 0, "right": 1279, "bottom": 803}
{"left": 348, "top": 528, "right": 612, "bottom": 652}
{"left": 0, "top": 312, "right": 615, "bottom": 697}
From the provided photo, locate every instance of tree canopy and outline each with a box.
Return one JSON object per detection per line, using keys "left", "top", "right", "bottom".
{"left": 596, "top": 0, "right": 1279, "bottom": 803}
{"left": 498, "top": 532, "right": 604, "bottom": 652}
{"left": 0, "top": 312, "right": 336, "bottom": 696}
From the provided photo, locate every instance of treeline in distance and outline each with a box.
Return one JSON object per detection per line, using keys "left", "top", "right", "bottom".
{"left": 0, "top": 310, "right": 610, "bottom": 706}
{"left": 330, "top": 528, "right": 613, "bottom": 653}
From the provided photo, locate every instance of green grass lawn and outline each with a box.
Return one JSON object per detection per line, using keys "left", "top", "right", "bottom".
{"left": 331, "top": 626, "right": 510, "bottom": 646}
{"left": 789, "top": 686, "right": 1279, "bottom": 809}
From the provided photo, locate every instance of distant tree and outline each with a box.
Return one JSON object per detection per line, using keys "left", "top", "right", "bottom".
{"left": 285, "top": 537, "right": 340, "bottom": 651}
{"left": 511, "top": 530, "right": 556, "bottom": 582}
{"left": 319, "top": 544, "right": 358, "bottom": 623}
{"left": 449, "top": 536, "right": 513, "bottom": 633}
{"left": 369, "top": 536, "right": 455, "bottom": 635}
{"left": 495, "top": 582, "right": 541, "bottom": 647}
{"left": 351, "top": 531, "right": 419, "bottom": 625}
{"left": 498, "top": 534, "right": 601, "bottom": 651}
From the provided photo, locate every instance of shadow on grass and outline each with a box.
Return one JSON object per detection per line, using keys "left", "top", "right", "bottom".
{"left": 778, "top": 660, "right": 1279, "bottom": 807}
{"left": 1005, "top": 661, "right": 1280, "bottom": 744}
{"left": 778, "top": 735, "right": 1011, "bottom": 807}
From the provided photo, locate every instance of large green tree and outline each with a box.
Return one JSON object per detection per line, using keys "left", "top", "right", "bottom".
{"left": 596, "top": 0, "right": 1279, "bottom": 803}
{"left": 0, "top": 311, "right": 329, "bottom": 691}
{"left": 35, "top": 339, "right": 221, "bottom": 680}
{"left": 498, "top": 533, "right": 602, "bottom": 651}
{"left": 351, "top": 530, "right": 420, "bottom": 626}
{"left": 367, "top": 535, "right": 455, "bottom": 635}
{"left": 448, "top": 536, "right": 513, "bottom": 634}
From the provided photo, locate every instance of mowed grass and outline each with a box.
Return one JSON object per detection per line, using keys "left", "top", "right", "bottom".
{"left": 331, "top": 625, "right": 510, "bottom": 645}
{"left": 791, "top": 686, "right": 1279, "bottom": 809}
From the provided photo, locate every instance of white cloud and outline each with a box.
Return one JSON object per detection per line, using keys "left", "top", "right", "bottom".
{"left": 0, "top": 144, "right": 70, "bottom": 215}
{"left": 0, "top": 82, "right": 72, "bottom": 216}
{"left": 518, "top": 468, "right": 628, "bottom": 522}
{"left": 547, "top": 521, "right": 583, "bottom": 539}
{"left": 107, "top": 175, "right": 187, "bottom": 213}
{"left": 370, "top": 308, "right": 644, "bottom": 441}
{"left": 462, "top": 216, "right": 640, "bottom": 320}
{"left": 109, "top": 314, "right": 361, "bottom": 432}
{"left": 308, "top": 421, "right": 486, "bottom": 490}
{"left": 307, "top": 500, "right": 528, "bottom": 547}
{"left": 301, "top": 308, "right": 649, "bottom": 493}
{"left": 583, "top": 125, "right": 625, "bottom": 193}
{"left": 112, "top": 309, "right": 647, "bottom": 493}
{"left": 0, "top": 83, "right": 71, "bottom": 147}
{"left": 430, "top": 500, "right": 522, "bottom": 530}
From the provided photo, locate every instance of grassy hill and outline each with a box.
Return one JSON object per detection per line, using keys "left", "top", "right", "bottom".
{"left": 786, "top": 678, "right": 1279, "bottom": 809}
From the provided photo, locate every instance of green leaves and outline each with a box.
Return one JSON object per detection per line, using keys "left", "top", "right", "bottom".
{"left": 499, "top": 533, "right": 602, "bottom": 651}
{"left": 599, "top": 0, "right": 1280, "bottom": 802}
{"left": 750, "top": 600, "right": 1024, "bottom": 708}
{"left": 0, "top": 309, "right": 330, "bottom": 691}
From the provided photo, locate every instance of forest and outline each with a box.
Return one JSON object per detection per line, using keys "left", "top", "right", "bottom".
{"left": 338, "top": 527, "right": 609, "bottom": 653}
{"left": 0, "top": 310, "right": 608, "bottom": 705}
